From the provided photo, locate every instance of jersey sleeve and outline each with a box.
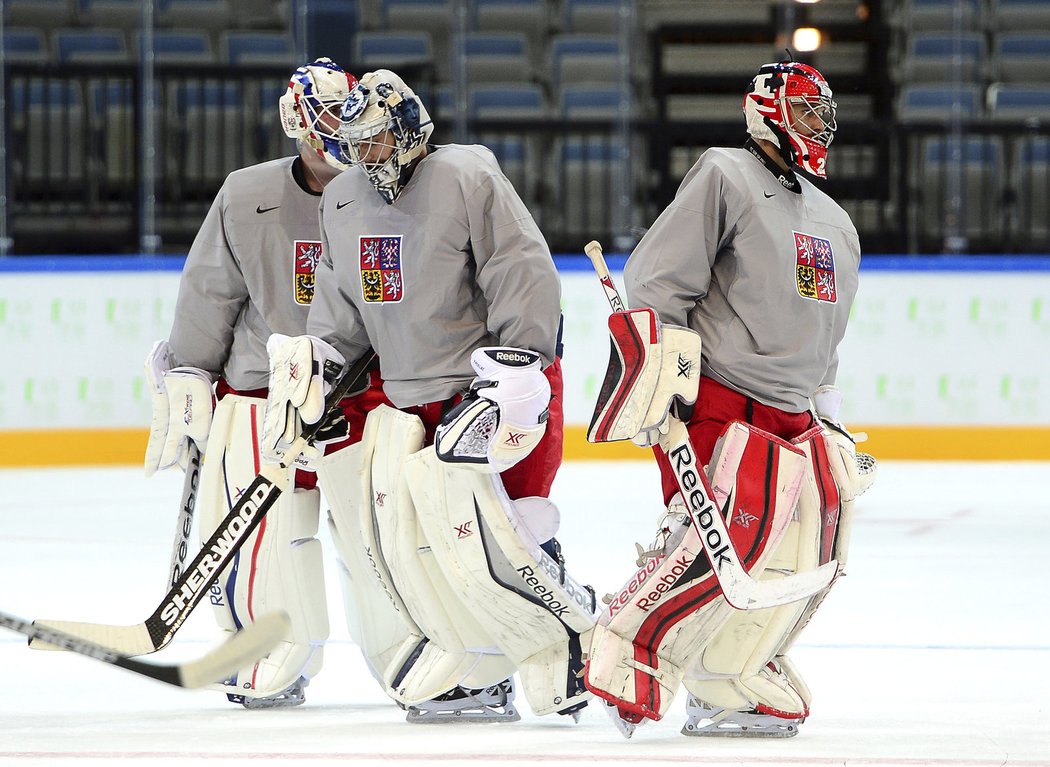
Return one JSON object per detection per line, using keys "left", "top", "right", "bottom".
{"left": 623, "top": 155, "right": 728, "bottom": 327}
{"left": 307, "top": 205, "right": 372, "bottom": 364}
{"left": 168, "top": 185, "right": 247, "bottom": 375}
{"left": 464, "top": 169, "right": 561, "bottom": 365}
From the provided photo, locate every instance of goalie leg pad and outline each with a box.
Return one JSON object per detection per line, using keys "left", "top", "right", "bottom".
{"left": 199, "top": 395, "right": 328, "bottom": 700}
{"left": 584, "top": 421, "right": 808, "bottom": 723}
{"left": 320, "top": 406, "right": 509, "bottom": 706}
{"left": 403, "top": 449, "right": 599, "bottom": 716}
{"left": 681, "top": 425, "right": 847, "bottom": 721}
{"left": 587, "top": 309, "right": 702, "bottom": 443}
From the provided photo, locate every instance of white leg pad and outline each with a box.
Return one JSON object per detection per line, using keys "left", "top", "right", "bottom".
{"left": 319, "top": 405, "right": 510, "bottom": 706}
{"left": 200, "top": 395, "right": 327, "bottom": 700}
{"left": 403, "top": 448, "right": 599, "bottom": 716}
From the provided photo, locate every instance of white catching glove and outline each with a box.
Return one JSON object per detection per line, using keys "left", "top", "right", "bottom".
{"left": 144, "top": 340, "right": 215, "bottom": 477}
{"left": 435, "top": 347, "right": 551, "bottom": 473}
{"left": 812, "top": 384, "right": 877, "bottom": 501}
{"left": 260, "top": 333, "right": 347, "bottom": 466}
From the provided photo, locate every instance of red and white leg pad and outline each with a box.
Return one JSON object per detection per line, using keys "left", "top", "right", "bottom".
{"left": 681, "top": 425, "right": 853, "bottom": 735}
{"left": 584, "top": 421, "right": 808, "bottom": 724}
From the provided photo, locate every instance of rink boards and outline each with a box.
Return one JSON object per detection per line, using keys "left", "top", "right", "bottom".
{"left": 2, "top": 254, "right": 1049, "bottom": 464}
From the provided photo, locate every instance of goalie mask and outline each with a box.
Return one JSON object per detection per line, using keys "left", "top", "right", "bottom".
{"left": 744, "top": 61, "right": 837, "bottom": 178}
{"left": 338, "top": 69, "right": 434, "bottom": 204}
{"left": 279, "top": 57, "right": 358, "bottom": 170}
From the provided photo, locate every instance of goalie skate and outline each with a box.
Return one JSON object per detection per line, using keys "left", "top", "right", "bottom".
{"left": 228, "top": 675, "right": 308, "bottom": 709}
{"left": 405, "top": 679, "right": 520, "bottom": 723}
{"left": 682, "top": 695, "right": 802, "bottom": 738}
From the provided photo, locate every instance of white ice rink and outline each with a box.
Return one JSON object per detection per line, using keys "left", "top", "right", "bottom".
{"left": 1, "top": 460, "right": 1048, "bottom": 767}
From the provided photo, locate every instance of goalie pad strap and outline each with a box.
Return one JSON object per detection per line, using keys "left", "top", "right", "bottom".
{"left": 584, "top": 421, "right": 808, "bottom": 722}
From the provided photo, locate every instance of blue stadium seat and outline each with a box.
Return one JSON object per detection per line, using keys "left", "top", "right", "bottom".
{"left": 220, "top": 31, "right": 295, "bottom": 66}
{"left": 137, "top": 30, "right": 214, "bottom": 64}
{"left": 75, "top": 0, "right": 145, "bottom": 29}
{"left": 988, "top": 83, "right": 1050, "bottom": 121}
{"left": 53, "top": 28, "right": 129, "bottom": 62}
{"left": 894, "top": 0, "right": 983, "bottom": 31}
{"left": 2, "top": 28, "right": 49, "bottom": 63}
{"left": 462, "top": 33, "right": 533, "bottom": 84}
{"left": 473, "top": 0, "right": 549, "bottom": 68}
{"left": 558, "top": 83, "right": 631, "bottom": 119}
{"left": 897, "top": 33, "right": 986, "bottom": 83}
{"left": 468, "top": 83, "right": 547, "bottom": 117}
{"left": 353, "top": 31, "right": 434, "bottom": 70}
{"left": 549, "top": 34, "right": 624, "bottom": 93}
{"left": 898, "top": 84, "right": 983, "bottom": 120}
{"left": 993, "top": 33, "right": 1050, "bottom": 83}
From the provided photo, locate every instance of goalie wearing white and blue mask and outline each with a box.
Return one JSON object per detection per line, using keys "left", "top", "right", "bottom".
{"left": 259, "top": 68, "right": 598, "bottom": 725}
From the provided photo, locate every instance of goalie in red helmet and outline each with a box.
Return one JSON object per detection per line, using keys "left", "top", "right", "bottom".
{"left": 744, "top": 60, "right": 837, "bottom": 178}
{"left": 583, "top": 59, "right": 876, "bottom": 739}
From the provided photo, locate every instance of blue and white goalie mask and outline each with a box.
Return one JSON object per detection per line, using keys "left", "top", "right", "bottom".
{"left": 279, "top": 57, "right": 358, "bottom": 170}
{"left": 338, "top": 69, "right": 434, "bottom": 203}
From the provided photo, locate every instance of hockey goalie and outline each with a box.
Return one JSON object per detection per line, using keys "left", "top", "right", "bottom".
{"left": 583, "top": 305, "right": 877, "bottom": 738}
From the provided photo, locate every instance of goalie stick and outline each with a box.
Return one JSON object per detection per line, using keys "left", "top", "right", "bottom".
{"left": 583, "top": 240, "right": 835, "bottom": 610}
{"left": 30, "top": 348, "right": 378, "bottom": 656}
{"left": 2, "top": 609, "right": 290, "bottom": 689}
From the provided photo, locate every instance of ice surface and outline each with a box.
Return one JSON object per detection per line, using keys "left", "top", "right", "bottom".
{"left": 1, "top": 460, "right": 1047, "bottom": 766}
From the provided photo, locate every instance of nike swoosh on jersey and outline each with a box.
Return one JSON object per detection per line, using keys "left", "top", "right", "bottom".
{"left": 335, "top": 200, "right": 355, "bottom": 210}
{"left": 763, "top": 192, "right": 776, "bottom": 198}
{"left": 256, "top": 205, "right": 280, "bottom": 214}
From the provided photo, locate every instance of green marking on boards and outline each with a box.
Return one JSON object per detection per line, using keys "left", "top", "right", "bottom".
{"left": 938, "top": 375, "right": 949, "bottom": 399}
{"left": 969, "top": 298, "right": 980, "bottom": 322}
{"left": 106, "top": 299, "right": 116, "bottom": 323}
{"left": 1001, "top": 377, "right": 1011, "bottom": 399}
{"left": 78, "top": 379, "right": 89, "bottom": 401}
{"left": 51, "top": 300, "right": 61, "bottom": 322}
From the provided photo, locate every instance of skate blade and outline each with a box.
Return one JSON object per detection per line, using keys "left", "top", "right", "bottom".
{"left": 682, "top": 721, "right": 799, "bottom": 738}
{"left": 406, "top": 705, "right": 520, "bottom": 724}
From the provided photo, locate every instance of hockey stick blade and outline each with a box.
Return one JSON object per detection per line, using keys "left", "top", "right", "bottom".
{"left": 30, "top": 349, "right": 378, "bottom": 656}
{"left": 581, "top": 241, "right": 834, "bottom": 610}
{"left": 1, "top": 609, "right": 290, "bottom": 689}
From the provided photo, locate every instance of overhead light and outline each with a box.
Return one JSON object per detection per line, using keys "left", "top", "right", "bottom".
{"left": 792, "top": 27, "right": 823, "bottom": 52}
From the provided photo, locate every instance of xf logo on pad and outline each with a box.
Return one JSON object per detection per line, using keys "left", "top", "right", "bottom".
{"left": 455, "top": 521, "right": 473, "bottom": 538}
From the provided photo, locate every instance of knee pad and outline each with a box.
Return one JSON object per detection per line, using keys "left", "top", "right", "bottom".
{"left": 200, "top": 395, "right": 328, "bottom": 699}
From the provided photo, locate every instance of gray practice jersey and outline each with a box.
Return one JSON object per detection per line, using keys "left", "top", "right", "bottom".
{"left": 309, "top": 144, "right": 561, "bottom": 408}
{"left": 625, "top": 146, "right": 860, "bottom": 412}
{"left": 168, "top": 156, "right": 325, "bottom": 390}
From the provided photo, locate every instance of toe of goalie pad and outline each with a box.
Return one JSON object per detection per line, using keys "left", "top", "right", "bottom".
{"left": 583, "top": 621, "right": 686, "bottom": 723}
{"left": 587, "top": 309, "right": 701, "bottom": 444}
{"left": 683, "top": 657, "right": 810, "bottom": 723}
{"left": 385, "top": 638, "right": 489, "bottom": 707}
{"left": 518, "top": 634, "right": 593, "bottom": 716}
